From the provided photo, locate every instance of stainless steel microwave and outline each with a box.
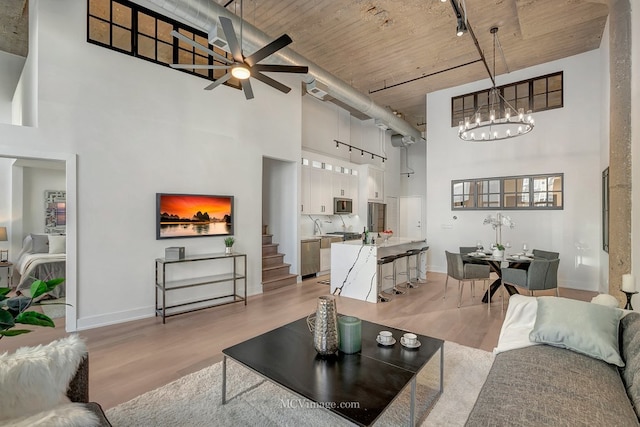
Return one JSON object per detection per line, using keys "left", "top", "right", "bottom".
{"left": 334, "top": 198, "right": 353, "bottom": 214}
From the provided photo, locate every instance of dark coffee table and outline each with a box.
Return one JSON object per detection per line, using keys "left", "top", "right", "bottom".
{"left": 222, "top": 316, "right": 444, "bottom": 426}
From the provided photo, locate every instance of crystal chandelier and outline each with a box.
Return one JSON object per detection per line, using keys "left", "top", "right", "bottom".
{"left": 458, "top": 27, "right": 535, "bottom": 142}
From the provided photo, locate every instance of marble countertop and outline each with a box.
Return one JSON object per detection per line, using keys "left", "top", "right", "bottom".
{"left": 333, "top": 237, "right": 426, "bottom": 247}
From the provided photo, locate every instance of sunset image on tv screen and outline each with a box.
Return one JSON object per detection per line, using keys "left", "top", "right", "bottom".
{"left": 157, "top": 194, "right": 233, "bottom": 238}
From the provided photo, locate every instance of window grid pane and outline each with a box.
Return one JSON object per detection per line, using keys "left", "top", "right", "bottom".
{"left": 88, "top": 0, "right": 239, "bottom": 90}
{"left": 451, "top": 72, "right": 563, "bottom": 127}
{"left": 452, "top": 174, "right": 562, "bottom": 210}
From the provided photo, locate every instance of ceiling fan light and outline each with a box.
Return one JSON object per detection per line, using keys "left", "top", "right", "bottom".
{"left": 231, "top": 65, "right": 251, "bottom": 80}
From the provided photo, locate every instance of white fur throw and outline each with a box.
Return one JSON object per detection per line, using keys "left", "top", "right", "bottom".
{"left": 0, "top": 334, "right": 87, "bottom": 422}
{"left": 4, "top": 403, "right": 99, "bottom": 427}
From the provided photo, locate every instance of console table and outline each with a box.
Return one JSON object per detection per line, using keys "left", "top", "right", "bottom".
{"left": 155, "top": 252, "right": 247, "bottom": 323}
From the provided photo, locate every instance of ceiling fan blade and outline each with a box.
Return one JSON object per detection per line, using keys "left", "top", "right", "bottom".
{"left": 241, "top": 79, "right": 254, "bottom": 100}
{"left": 244, "top": 34, "right": 293, "bottom": 67}
{"left": 252, "top": 64, "right": 309, "bottom": 74}
{"left": 219, "top": 17, "right": 244, "bottom": 63}
{"left": 203, "top": 73, "right": 232, "bottom": 91}
{"left": 250, "top": 71, "right": 291, "bottom": 94}
{"left": 170, "top": 64, "right": 231, "bottom": 70}
{"left": 170, "top": 30, "right": 232, "bottom": 64}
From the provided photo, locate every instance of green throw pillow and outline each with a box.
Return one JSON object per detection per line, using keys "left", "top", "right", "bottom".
{"left": 529, "top": 296, "right": 624, "bottom": 367}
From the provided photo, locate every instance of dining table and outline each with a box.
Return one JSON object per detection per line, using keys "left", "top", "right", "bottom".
{"left": 462, "top": 252, "right": 533, "bottom": 303}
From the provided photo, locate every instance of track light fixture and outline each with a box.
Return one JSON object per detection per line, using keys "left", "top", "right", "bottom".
{"left": 334, "top": 140, "right": 387, "bottom": 163}
{"left": 448, "top": 0, "right": 467, "bottom": 37}
{"left": 456, "top": 17, "right": 467, "bottom": 37}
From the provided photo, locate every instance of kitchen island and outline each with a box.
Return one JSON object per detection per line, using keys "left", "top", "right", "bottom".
{"left": 330, "top": 237, "right": 427, "bottom": 303}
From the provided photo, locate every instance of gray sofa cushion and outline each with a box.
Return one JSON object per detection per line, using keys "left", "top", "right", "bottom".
{"left": 621, "top": 312, "right": 640, "bottom": 419}
{"left": 466, "top": 345, "right": 639, "bottom": 426}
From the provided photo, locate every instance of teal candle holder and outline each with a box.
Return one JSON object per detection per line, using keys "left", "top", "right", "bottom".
{"left": 338, "top": 316, "right": 362, "bottom": 354}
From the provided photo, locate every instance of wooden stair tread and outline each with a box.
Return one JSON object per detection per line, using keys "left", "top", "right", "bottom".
{"left": 263, "top": 253, "right": 285, "bottom": 259}
{"left": 262, "top": 263, "right": 291, "bottom": 272}
{"left": 262, "top": 273, "right": 297, "bottom": 285}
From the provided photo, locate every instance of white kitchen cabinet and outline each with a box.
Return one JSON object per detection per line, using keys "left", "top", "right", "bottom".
{"left": 302, "top": 163, "right": 333, "bottom": 215}
{"left": 301, "top": 165, "right": 311, "bottom": 214}
{"left": 349, "top": 172, "right": 359, "bottom": 215}
{"left": 365, "top": 165, "right": 384, "bottom": 202}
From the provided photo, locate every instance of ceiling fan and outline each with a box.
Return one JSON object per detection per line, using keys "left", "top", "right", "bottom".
{"left": 170, "top": 16, "right": 308, "bottom": 99}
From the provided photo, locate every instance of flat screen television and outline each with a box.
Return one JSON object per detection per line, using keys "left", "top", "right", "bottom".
{"left": 156, "top": 193, "right": 234, "bottom": 239}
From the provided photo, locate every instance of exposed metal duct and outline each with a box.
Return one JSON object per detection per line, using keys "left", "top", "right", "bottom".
{"left": 136, "top": 0, "right": 425, "bottom": 143}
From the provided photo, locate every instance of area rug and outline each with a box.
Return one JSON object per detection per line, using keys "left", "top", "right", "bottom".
{"left": 106, "top": 341, "right": 494, "bottom": 426}
{"left": 40, "top": 297, "right": 66, "bottom": 319}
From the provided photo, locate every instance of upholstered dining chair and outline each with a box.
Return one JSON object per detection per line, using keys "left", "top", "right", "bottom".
{"left": 444, "top": 251, "right": 491, "bottom": 310}
{"left": 532, "top": 249, "right": 560, "bottom": 260}
{"left": 502, "top": 258, "right": 560, "bottom": 297}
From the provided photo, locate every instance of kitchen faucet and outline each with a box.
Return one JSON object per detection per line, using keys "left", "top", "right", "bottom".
{"left": 312, "top": 217, "right": 323, "bottom": 235}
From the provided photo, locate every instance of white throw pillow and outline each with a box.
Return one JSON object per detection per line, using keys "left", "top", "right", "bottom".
{"left": 0, "top": 334, "right": 87, "bottom": 422}
{"left": 591, "top": 293, "right": 620, "bottom": 308}
{"left": 49, "top": 235, "right": 66, "bottom": 254}
{"left": 494, "top": 294, "right": 541, "bottom": 354}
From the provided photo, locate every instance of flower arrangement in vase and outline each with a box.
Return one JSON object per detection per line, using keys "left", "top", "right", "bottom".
{"left": 483, "top": 213, "right": 515, "bottom": 246}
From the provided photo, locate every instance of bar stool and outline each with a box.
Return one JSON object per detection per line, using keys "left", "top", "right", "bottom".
{"left": 404, "top": 249, "right": 422, "bottom": 288}
{"left": 393, "top": 251, "right": 411, "bottom": 291}
{"left": 377, "top": 255, "right": 400, "bottom": 302}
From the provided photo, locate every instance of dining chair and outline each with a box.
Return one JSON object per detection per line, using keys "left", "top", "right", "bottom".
{"left": 502, "top": 258, "right": 560, "bottom": 298}
{"left": 532, "top": 249, "right": 560, "bottom": 260}
{"left": 444, "top": 251, "right": 491, "bottom": 310}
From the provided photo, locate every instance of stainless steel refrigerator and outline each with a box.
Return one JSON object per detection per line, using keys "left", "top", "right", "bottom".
{"left": 367, "top": 202, "right": 386, "bottom": 232}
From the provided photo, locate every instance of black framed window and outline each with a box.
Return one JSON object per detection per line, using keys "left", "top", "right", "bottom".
{"left": 451, "top": 72, "right": 563, "bottom": 127}
{"left": 452, "top": 173, "right": 563, "bottom": 210}
{"left": 87, "top": 0, "right": 239, "bottom": 89}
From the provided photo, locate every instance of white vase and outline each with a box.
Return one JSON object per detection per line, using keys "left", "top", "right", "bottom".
{"left": 225, "top": 246, "right": 232, "bottom": 254}
{"left": 492, "top": 249, "right": 504, "bottom": 259}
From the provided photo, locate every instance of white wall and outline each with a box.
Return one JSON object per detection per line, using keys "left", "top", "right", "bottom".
{"left": 0, "top": 52, "right": 26, "bottom": 124}
{"left": 0, "top": 0, "right": 303, "bottom": 330}
{"left": 0, "top": 158, "right": 11, "bottom": 258}
{"left": 427, "top": 50, "right": 603, "bottom": 291}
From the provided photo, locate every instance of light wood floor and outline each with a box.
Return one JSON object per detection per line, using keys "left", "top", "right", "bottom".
{"left": 2, "top": 272, "right": 596, "bottom": 410}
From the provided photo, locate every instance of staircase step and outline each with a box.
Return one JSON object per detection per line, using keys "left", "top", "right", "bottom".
{"left": 262, "top": 264, "right": 291, "bottom": 281}
{"left": 263, "top": 253, "right": 285, "bottom": 268}
{"left": 263, "top": 274, "right": 298, "bottom": 292}
{"left": 262, "top": 225, "right": 268, "bottom": 235}
{"left": 262, "top": 244, "right": 278, "bottom": 257}
{"left": 262, "top": 234, "right": 273, "bottom": 245}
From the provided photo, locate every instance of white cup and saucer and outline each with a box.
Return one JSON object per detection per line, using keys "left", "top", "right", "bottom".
{"left": 400, "top": 333, "right": 421, "bottom": 349}
{"left": 376, "top": 330, "right": 396, "bottom": 346}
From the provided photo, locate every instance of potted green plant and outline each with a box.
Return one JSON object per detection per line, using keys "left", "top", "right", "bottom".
{"left": 492, "top": 243, "right": 505, "bottom": 259}
{"left": 224, "top": 237, "right": 235, "bottom": 255}
{"left": 0, "top": 278, "right": 65, "bottom": 339}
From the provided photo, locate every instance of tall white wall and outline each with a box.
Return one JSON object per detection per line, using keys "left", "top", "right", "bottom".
{"left": 0, "top": 0, "right": 302, "bottom": 330}
{"left": 427, "top": 50, "right": 603, "bottom": 291}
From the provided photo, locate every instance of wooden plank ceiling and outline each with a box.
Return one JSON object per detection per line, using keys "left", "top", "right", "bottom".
{"left": 0, "top": 0, "right": 609, "bottom": 132}
{"left": 213, "top": 0, "right": 608, "bottom": 132}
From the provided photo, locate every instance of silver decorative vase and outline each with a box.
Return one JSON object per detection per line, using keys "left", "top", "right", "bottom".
{"left": 307, "top": 296, "right": 339, "bottom": 356}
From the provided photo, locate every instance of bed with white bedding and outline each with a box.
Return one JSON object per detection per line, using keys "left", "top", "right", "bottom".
{"left": 14, "top": 234, "right": 66, "bottom": 298}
